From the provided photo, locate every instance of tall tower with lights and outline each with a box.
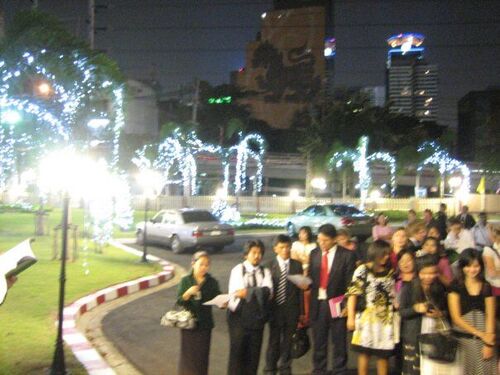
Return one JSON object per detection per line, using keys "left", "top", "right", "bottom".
{"left": 386, "top": 33, "right": 438, "bottom": 122}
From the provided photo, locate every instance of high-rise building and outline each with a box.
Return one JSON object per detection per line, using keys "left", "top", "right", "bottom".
{"left": 386, "top": 33, "right": 438, "bottom": 122}
{"left": 457, "top": 88, "right": 500, "bottom": 162}
{"left": 361, "top": 86, "right": 386, "bottom": 108}
{"left": 233, "top": 2, "right": 335, "bottom": 129}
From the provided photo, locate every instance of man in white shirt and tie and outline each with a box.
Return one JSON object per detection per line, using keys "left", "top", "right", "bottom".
{"left": 264, "top": 234, "right": 305, "bottom": 375}
{"left": 227, "top": 239, "right": 273, "bottom": 375}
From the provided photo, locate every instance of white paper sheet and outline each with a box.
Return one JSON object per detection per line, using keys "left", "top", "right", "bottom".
{"left": 202, "top": 294, "right": 231, "bottom": 308}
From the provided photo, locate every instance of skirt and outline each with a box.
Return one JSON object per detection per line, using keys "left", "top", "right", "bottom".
{"left": 453, "top": 310, "right": 497, "bottom": 375}
{"left": 178, "top": 328, "right": 212, "bottom": 375}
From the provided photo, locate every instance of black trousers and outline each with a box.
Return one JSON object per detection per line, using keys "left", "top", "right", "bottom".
{"left": 178, "top": 328, "right": 212, "bottom": 375}
{"left": 311, "top": 300, "right": 348, "bottom": 375}
{"left": 264, "top": 306, "right": 297, "bottom": 375}
{"left": 227, "top": 312, "right": 264, "bottom": 375}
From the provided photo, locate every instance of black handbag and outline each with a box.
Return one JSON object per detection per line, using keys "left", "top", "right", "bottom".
{"left": 418, "top": 331, "right": 458, "bottom": 362}
{"left": 290, "top": 328, "right": 310, "bottom": 359}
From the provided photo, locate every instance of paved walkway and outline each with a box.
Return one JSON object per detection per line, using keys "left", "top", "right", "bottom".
{"left": 99, "top": 234, "right": 393, "bottom": 374}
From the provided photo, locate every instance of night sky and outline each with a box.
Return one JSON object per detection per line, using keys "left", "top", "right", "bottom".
{"left": 3, "top": 0, "right": 500, "bottom": 128}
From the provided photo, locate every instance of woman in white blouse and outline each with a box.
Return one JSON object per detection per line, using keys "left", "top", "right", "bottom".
{"left": 482, "top": 227, "right": 500, "bottom": 299}
{"left": 291, "top": 226, "right": 317, "bottom": 274}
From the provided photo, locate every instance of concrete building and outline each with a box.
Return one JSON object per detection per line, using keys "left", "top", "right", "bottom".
{"left": 233, "top": 2, "right": 333, "bottom": 129}
{"left": 361, "top": 86, "right": 386, "bottom": 107}
{"left": 386, "top": 33, "right": 438, "bottom": 122}
{"left": 457, "top": 88, "right": 500, "bottom": 162}
{"left": 124, "top": 79, "right": 159, "bottom": 136}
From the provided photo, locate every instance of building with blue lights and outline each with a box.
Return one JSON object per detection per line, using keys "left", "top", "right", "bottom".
{"left": 386, "top": 33, "right": 438, "bottom": 122}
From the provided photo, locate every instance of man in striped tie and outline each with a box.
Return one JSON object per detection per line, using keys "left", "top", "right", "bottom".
{"left": 265, "top": 234, "right": 305, "bottom": 375}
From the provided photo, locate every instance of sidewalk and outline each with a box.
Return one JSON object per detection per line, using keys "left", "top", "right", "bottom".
{"left": 62, "top": 240, "right": 177, "bottom": 375}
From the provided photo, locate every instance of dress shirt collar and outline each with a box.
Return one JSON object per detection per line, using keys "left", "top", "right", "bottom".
{"left": 321, "top": 244, "right": 337, "bottom": 254}
{"left": 276, "top": 255, "right": 290, "bottom": 270}
{"left": 243, "top": 260, "right": 260, "bottom": 272}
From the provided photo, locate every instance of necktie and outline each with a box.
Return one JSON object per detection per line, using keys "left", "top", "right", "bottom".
{"left": 251, "top": 270, "right": 257, "bottom": 287}
{"left": 276, "top": 263, "right": 288, "bottom": 305}
{"left": 320, "top": 251, "right": 329, "bottom": 289}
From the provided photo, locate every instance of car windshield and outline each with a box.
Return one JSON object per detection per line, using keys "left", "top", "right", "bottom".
{"left": 182, "top": 211, "right": 218, "bottom": 223}
{"left": 329, "top": 205, "right": 365, "bottom": 216}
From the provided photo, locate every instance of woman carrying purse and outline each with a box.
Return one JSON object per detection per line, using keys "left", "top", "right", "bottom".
{"left": 176, "top": 251, "right": 221, "bottom": 375}
{"left": 399, "top": 254, "right": 460, "bottom": 374}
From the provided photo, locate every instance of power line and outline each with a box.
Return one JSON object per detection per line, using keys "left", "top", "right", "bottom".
{"left": 110, "top": 20, "right": 500, "bottom": 31}
{"left": 110, "top": 42, "right": 500, "bottom": 54}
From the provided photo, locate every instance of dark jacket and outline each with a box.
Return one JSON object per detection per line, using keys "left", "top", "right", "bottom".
{"left": 177, "top": 272, "right": 221, "bottom": 330}
{"left": 399, "top": 279, "right": 448, "bottom": 344}
{"left": 436, "top": 211, "right": 448, "bottom": 239}
{"left": 308, "top": 245, "right": 357, "bottom": 321}
{"left": 456, "top": 213, "right": 476, "bottom": 230}
{"left": 266, "top": 257, "right": 303, "bottom": 324}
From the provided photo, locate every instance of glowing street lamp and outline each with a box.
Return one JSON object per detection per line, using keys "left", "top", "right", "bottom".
{"left": 1, "top": 109, "right": 22, "bottom": 125}
{"left": 311, "top": 177, "right": 327, "bottom": 191}
{"left": 289, "top": 189, "right": 300, "bottom": 213}
{"left": 35, "top": 81, "right": 53, "bottom": 97}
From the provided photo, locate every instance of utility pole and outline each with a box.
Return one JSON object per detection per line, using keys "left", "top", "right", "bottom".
{"left": 88, "top": 0, "right": 95, "bottom": 49}
{"left": 192, "top": 78, "right": 200, "bottom": 124}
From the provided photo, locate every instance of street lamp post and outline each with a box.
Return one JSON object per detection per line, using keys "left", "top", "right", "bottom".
{"left": 50, "top": 193, "right": 70, "bottom": 375}
{"left": 141, "top": 195, "right": 149, "bottom": 263}
{"left": 137, "top": 169, "right": 161, "bottom": 263}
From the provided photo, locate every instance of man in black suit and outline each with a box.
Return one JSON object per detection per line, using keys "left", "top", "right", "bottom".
{"left": 265, "top": 234, "right": 305, "bottom": 375}
{"left": 309, "top": 224, "right": 356, "bottom": 375}
{"left": 457, "top": 205, "right": 476, "bottom": 229}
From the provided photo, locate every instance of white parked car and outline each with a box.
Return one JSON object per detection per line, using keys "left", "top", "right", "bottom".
{"left": 285, "top": 204, "right": 373, "bottom": 238}
{"left": 136, "top": 208, "right": 235, "bottom": 254}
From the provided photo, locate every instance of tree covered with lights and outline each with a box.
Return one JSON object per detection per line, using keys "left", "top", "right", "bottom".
{"left": 0, "top": 10, "right": 133, "bottom": 245}
{"left": 0, "top": 10, "right": 124, "bottom": 186}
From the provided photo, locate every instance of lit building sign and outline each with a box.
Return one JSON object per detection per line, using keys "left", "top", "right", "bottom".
{"left": 387, "top": 33, "right": 425, "bottom": 55}
{"left": 208, "top": 96, "right": 232, "bottom": 104}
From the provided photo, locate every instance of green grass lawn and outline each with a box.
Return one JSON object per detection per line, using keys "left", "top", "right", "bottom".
{"left": 0, "top": 208, "right": 161, "bottom": 375}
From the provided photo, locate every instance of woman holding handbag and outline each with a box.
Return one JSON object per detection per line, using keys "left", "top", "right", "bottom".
{"left": 176, "top": 251, "right": 221, "bottom": 375}
{"left": 449, "top": 248, "right": 497, "bottom": 375}
{"left": 399, "top": 254, "right": 458, "bottom": 374}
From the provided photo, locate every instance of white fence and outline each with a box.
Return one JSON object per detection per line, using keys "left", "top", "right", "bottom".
{"left": 133, "top": 194, "right": 500, "bottom": 215}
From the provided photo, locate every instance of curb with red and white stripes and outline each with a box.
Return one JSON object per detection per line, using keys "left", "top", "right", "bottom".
{"left": 60, "top": 240, "right": 175, "bottom": 375}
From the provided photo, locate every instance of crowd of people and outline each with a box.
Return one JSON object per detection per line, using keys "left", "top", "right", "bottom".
{"left": 174, "top": 204, "right": 499, "bottom": 375}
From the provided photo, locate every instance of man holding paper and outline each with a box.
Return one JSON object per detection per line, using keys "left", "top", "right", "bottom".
{"left": 309, "top": 224, "right": 356, "bottom": 375}
{"left": 264, "top": 234, "right": 305, "bottom": 375}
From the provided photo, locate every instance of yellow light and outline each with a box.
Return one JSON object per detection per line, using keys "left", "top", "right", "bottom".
{"left": 37, "top": 82, "right": 52, "bottom": 96}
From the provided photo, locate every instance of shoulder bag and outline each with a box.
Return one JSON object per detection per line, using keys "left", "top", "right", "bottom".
{"left": 160, "top": 304, "right": 197, "bottom": 330}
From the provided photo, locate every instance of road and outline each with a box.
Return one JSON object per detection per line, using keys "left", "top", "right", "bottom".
{"left": 102, "top": 232, "right": 389, "bottom": 374}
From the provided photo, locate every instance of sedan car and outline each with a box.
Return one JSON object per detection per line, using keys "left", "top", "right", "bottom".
{"left": 285, "top": 204, "right": 373, "bottom": 238}
{"left": 136, "top": 208, "right": 235, "bottom": 254}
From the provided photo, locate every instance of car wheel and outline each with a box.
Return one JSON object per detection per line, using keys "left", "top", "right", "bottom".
{"left": 287, "top": 223, "right": 296, "bottom": 237}
{"left": 171, "top": 235, "right": 184, "bottom": 254}
{"left": 136, "top": 230, "right": 145, "bottom": 245}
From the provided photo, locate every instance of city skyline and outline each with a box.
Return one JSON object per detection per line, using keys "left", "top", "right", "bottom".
{"left": 2, "top": 0, "right": 500, "bottom": 128}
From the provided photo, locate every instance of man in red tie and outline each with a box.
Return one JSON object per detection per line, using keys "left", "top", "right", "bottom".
{"left": 308, "top": 224, "right": 357, "bottom": 375}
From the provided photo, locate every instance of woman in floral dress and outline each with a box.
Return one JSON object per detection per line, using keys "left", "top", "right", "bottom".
{"left": 347, "top": 240, "right": 399, "bottom": 375}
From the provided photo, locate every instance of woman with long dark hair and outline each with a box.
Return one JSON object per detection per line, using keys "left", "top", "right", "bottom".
{"left": 448, "top": 248, "right": 497, "bottom": 375}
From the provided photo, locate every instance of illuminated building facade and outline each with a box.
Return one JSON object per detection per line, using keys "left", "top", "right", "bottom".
{"left": 386, "top": 33, "right": 438, "bottom": 122}
{"left": 233, "top": 1, "right": 334, "bottom": 129}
